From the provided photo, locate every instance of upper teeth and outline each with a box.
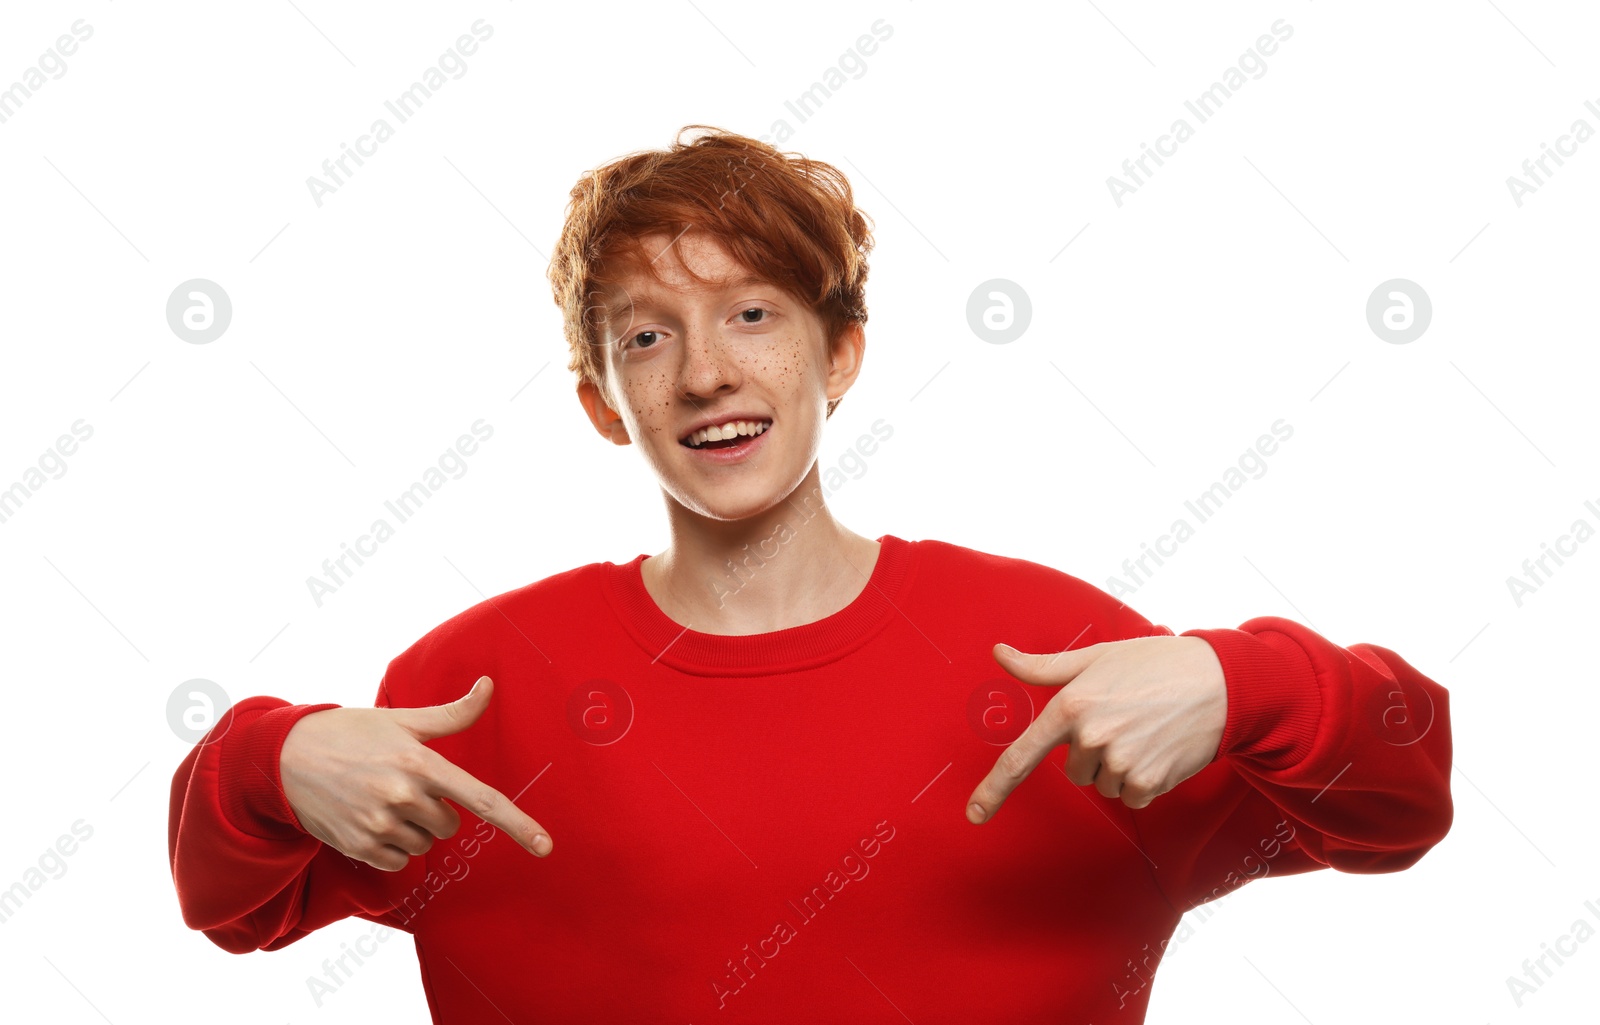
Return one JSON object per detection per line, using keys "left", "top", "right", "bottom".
{"left": 686, "top": 419, "right": 770, "bottom": 447}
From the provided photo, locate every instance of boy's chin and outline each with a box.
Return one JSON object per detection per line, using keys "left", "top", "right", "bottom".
{"left": 669, "top": 483, "right": 795, "bottom": 524}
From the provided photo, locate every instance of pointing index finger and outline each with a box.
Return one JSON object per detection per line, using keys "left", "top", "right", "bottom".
{"left": 425, "top": 753, "right": 551, "bottom": 856}
{"left": 967, "top": 707, "right": 1066, "bottom": 824}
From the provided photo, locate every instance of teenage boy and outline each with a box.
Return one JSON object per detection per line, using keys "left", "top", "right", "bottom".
{"left": 169, "top": 125, "right": 1452, "bottom": 1023}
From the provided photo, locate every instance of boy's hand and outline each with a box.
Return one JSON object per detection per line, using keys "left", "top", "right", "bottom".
{"left": 966, "top": 637, "right": 1227, "bottom": 820}
{"left": 280, "top": 676, "right": 551, "bottom": 870}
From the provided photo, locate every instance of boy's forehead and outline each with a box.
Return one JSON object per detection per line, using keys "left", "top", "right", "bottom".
{"left": 602, "top": 232, "right": 756, "bottom": 301}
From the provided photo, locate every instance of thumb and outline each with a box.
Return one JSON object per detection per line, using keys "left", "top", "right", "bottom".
{"left": 402, "top": 675, "right": 494, "bottom": 741}
{"left": 993, "top": 643, "right": 1090, "bottom": 685}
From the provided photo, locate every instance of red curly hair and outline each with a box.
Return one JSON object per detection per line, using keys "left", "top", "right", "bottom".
{"left": 547, "top": 125, "right": 875, "bottom": 419}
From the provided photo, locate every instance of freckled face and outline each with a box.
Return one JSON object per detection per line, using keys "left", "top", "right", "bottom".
{"left": 596, "top": 232, "right": 838, "bottom": 521}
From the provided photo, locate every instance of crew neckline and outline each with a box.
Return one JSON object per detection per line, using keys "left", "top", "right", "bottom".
{"left": 600, "top": 534, "right": 917, "bottom": 676}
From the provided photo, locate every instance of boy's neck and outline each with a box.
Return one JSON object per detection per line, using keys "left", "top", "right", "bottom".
{"left": 641, "top": 476, "right": 880, "bottom": 636}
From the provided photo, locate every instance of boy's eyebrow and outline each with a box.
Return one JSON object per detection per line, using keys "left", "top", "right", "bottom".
{"left": 604, "top": 273, "right": 777, "bottom": 320}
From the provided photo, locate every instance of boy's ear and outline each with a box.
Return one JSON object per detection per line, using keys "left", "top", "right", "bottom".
{"left": 577, "top": 377, "right": 632, "bottom": 446}
{"left": 825, "top": 322, "right": 866, "bottom": 401}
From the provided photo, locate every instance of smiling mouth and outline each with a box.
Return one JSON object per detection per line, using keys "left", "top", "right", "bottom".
{"left": 681, "top": 419, "right": 773, "bottom": 449}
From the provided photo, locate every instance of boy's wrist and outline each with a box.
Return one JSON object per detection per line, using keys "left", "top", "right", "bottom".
{"left": 217, "top": 700, "right": 344, "bottom": 838}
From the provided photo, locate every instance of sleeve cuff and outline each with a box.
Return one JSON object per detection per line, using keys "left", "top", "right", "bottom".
{"left": 1180, "top": 625, "right": 1322, "bottom": 770}
{"left": 216, "top": 702, "right": 343, "bottom": 838}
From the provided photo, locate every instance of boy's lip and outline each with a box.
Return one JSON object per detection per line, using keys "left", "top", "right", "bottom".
{"left": 683, "top": 421, "right": 771, "bottom": 464}
{"left": 678, "top": 412, "right": 774, "bottom": 445}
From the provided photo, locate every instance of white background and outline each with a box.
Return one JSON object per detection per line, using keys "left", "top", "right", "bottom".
{"left": 1, "top": 1, "right": 1596, "bottom": 1022}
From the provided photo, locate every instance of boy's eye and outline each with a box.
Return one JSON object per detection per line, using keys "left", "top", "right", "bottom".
{"left": 622, "top": 308, "right": 772, "bottom": 350}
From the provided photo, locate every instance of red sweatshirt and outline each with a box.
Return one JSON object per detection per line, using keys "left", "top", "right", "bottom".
{"left": 168, "top": 534, "right": 1452, "bottom": 1023}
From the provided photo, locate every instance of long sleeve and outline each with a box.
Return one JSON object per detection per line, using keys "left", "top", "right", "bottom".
{"left": 166, "top": 684, "right": 423, "bottom": 953}
{"left": 1094, "top": 606, "right": 1453, "bottom": 913}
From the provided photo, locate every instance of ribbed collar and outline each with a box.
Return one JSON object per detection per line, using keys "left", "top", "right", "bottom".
{"left": 600, "top": 534, "right": 916, "bottom": 676}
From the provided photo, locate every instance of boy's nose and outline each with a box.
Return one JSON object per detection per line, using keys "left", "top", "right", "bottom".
{"left": 677, "top": 330, "right": 742, "bottom": 395}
